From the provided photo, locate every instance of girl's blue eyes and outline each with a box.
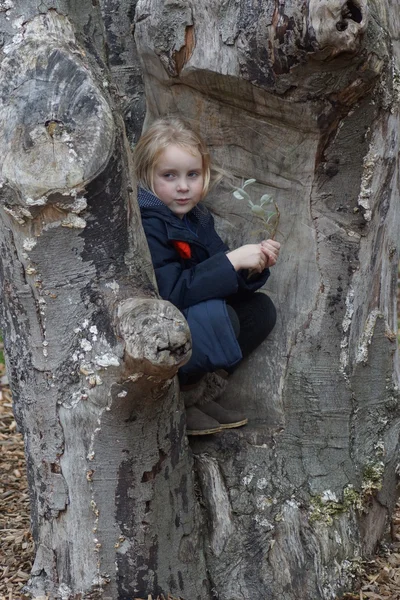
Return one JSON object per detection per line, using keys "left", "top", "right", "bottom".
{"left": 163, "top": 172, "right": 200, "bottom": 179}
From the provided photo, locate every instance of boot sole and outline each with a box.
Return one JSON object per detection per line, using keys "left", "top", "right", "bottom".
{"left": 219, "top": 418, "right": 248, "bottom": 429}
{"left": 187, "top": 419, "right": 248, "bottom": 435}
{"left": 187, "top": 426, "right": 223, "bottom": 435}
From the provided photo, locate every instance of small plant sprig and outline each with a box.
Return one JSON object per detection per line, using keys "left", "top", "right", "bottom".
{"left": 232, "top": 178, "right": 280, "bottom": 240}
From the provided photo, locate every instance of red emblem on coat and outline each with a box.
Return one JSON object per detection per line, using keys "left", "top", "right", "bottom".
{"left": 172, "top": 241, "right": 192, "bottom": 259}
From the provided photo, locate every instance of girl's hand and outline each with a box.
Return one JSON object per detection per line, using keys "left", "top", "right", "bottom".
{"left": 260, "top": 239, "right": 280, "bottom": 268}
{"left": 227, "top": 244, "right": 271, "bottom": 272}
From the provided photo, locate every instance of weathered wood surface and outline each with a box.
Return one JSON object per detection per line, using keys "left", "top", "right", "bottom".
{"left": 135, "top": 1, "right": 400, "bottom": 598}
{"left": 1, "top": 1, "right": 399, "bottom": 599}
{"left": 0, "top": 6, "right": 207, "bottom": 599}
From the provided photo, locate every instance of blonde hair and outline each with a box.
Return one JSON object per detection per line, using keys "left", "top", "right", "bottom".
{"left": 133, "top": 117, "right": 214, "bottom": 199}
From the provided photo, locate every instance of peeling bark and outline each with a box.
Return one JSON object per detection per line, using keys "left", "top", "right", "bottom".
{"left": 1, "top": 1, "right": 400, "bottom": 599}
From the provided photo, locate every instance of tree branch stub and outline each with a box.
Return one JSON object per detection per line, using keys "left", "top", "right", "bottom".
{"left": 118, "top": 298, "right": 192, "bottom": 378}
{"left": 0, "top": 11, "right": 114, "bottom": 215}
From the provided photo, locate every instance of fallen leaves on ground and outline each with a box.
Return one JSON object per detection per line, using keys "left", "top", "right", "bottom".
{"left": 0, "top": 369, "right": 34, "bottom": 600}
{"left": 345, "top": 547, "right": 400, "bottom": 599}
{"left": 340, "top": 508, "right": 400, "bottom": 600}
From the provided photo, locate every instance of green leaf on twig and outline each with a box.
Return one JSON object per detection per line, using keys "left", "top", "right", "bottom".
{"left": 243, "top": 178, "right": 257, "bottom": 187}
{"left": 233, "top": 179, "right": 280, "bottom": 240}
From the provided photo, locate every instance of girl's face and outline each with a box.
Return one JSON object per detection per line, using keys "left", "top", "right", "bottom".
{"left": 152, "top": 144, "right": 204, "bottom": 219}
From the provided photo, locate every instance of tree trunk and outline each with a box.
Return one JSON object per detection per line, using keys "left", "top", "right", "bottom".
{"left": 0, "top": 6, "right": 208, "bottom": 599}
{"left": 1, "top": 1, "right": 400, "bottom": 599}
{"left": 133, "top": 1, "right": 400, "bottom": 598}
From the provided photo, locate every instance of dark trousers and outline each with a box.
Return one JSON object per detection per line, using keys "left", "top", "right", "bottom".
{"left": 181, "top": 293, "right": 276, "bottom": 385}
{"left": 226, "top": 292, "right": 276, "bottom": 367}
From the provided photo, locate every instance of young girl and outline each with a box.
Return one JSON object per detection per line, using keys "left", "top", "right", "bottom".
{"left": 134, "top": 117, "right": 280, "bottom": 435}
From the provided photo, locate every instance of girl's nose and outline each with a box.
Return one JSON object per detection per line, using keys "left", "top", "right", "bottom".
{"left": 177, "top": 177, "right": 189, "bottom": 191}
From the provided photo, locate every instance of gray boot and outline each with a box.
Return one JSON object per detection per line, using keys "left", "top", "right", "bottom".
{"left": 181, "top": 373, "right": 248, "bottom": 434}
{"left": 196, "top": 372, "right": 228, "bottom": 407}
{"left": 199, "top": 400, "right": 248, "bottom": 430}
{"left": 180, "top": 372, "right": 227, "bottom": 410}
{"left": 180, "top": 378, "right": 207, "bottom": 408}
{"left": 185, "top": 406, "right": 223, "bottom": 436}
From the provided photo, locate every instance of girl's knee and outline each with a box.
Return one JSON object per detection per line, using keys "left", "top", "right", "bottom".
{"left": 253, "top": 293, "right": 277, "bottom": 335}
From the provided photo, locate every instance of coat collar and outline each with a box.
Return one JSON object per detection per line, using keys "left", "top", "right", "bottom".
{"left": 137, "top": 187, "right": 210, "bottom": 228}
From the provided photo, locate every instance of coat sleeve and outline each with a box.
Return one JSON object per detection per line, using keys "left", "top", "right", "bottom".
{"left": 204, "top": 213, "right": 271, "bottom": 294}
{"left": 236, "top": 268, "right": 270, "bottom": 295}
{"left": 143, "top": 219, "right": 239, "bottom": 310}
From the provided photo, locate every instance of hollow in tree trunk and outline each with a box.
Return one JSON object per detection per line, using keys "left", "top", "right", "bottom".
{"left": 0, "top": 1, "right": 399, "bottom": 599}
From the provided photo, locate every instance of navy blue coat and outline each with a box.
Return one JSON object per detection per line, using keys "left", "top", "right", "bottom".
{"left": 138, "top": 188, "right": 270, "bottom": 378}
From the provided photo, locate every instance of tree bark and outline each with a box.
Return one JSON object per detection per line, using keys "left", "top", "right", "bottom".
{"left": 0, "top": 6, "right": 208, "bottom": 599}
{"left": 1, "top": 1, "right": 400, "bottom": 599}
{"left": 133, "top": 1, "right": 400, "bottom": 598}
